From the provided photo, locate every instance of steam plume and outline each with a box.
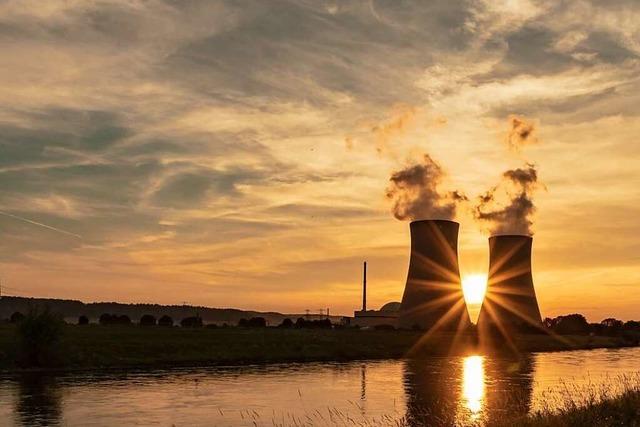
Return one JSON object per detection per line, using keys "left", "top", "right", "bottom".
{"left": 345, "top": 103, "right": 417, "bottom": 154}
{"left": 474, "top": 164, "right": 539, "bottom": 235}
{"left": 386, "top": 154, "right": 466, "bottom": 221}
{"left": 506, "top": 115, "right": 538, "bottom": 150}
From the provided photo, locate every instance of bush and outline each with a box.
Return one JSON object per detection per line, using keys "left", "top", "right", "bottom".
{"left": 181, "top": 316, "right": 203, "bottom": 328}
{"left": 16, "top": 307, "right": 65, "bottom": 368}
{"left": 158, "top": 315, "right": 173, "bottom": 327}
{"left": 78, "top": 315, "right": 89, "bottom": 325}
{"left": 139, "top": 314, "right": 156, "bottom": 326}
{"left": 10, "top": 312, "right": 25, "bottom": 323}
{"left": 238, "top": 318, "right": 249, "bottom": 327}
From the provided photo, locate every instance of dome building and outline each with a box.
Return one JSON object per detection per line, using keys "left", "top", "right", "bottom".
{"left": 353, "top": 301, "right": 401, "bottom": 328}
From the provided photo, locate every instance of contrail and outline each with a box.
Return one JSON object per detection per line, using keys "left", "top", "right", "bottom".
{"left": 0, "top": 210, "right": 82, "bottom": 239}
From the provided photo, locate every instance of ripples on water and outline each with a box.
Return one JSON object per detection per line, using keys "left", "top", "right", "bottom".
{"left": 1, "top": 347, "right": 639, "bottom": 426}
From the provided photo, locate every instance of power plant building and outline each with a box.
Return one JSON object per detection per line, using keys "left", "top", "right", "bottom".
{"left": 352, "top": 262, "right": 400, "bottom": 327}
{"left": 398, "top": 220, "right": 470, "bottom": 331}
{"left": 477, "top": 235, "right": 542, "bottom": 332}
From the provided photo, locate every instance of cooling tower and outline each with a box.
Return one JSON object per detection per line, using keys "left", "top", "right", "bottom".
{"left": 398, "top": 220, "right": 471, "bottom": 331}
{"left": 477, "top": 235, "right": 542, "bottom": 333}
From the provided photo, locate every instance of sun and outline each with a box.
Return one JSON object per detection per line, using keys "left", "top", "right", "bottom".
{"left": 462, "top": 274, "right": 487, "bottom": 305}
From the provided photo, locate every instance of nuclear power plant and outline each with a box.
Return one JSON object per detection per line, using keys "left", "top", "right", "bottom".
{"left": 477, "top": 235, "right": 542, "bottom": 332}
{"left": 398, "top": 220, "right": 471, "bottom": 331}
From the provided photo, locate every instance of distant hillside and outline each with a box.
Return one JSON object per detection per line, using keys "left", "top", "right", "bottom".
{"left": 0, "top": 296, "right": 340, "bottom": 326}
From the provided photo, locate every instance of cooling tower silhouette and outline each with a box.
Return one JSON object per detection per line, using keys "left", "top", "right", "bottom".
{"left": 398, "top": 220, "right": 471, "bottom": 330}
{"left": 477, "top": 235, "right": 542, "bottom": 332}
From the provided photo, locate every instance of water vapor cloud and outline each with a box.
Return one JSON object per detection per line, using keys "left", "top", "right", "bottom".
{"left": 506, "top": 115, "right": 538, "bottom": 150}
{"left": 386, "top": 154, "right": 466, "bottom": 221}
{"left": 473, "top": 163, "right": 540, "bottom": 235}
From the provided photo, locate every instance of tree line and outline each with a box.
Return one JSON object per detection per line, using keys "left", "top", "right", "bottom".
{"left": 6, "top": 311, "right": 334, "bottom": 329}
{"left": 543, "top": 314, "right": 640, "bottom": 336}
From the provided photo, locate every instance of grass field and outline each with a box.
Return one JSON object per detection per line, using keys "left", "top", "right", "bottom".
{"left": 0, "top": 323, "right": 634, "bottom": 371}
{"left": 0, "top": 324, "right": 623, "bottom": 370}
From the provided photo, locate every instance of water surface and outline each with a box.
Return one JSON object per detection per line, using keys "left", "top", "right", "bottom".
{"left": 1, "top": 347, "right": 639, "bottom": 426}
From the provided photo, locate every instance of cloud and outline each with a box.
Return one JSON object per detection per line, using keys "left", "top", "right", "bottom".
{"left": 0, "top": 0, "right": 639, "bottom": 317}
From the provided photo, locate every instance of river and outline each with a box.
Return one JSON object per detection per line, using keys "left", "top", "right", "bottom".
{"left": 1, "top": 346, "right": 639, "bottom": 426}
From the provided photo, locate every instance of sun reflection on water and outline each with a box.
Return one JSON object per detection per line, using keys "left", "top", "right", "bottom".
{"left": 462, "top": 355, "right": 485, "bottom": 418}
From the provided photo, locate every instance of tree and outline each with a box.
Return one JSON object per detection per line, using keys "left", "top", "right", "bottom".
{"left": 247, "top": 317, "right": 267, "bottom": 328}
{"left": 78, "top": 315, "right": 89, "bottom": 325}
{"left": 158, "top": 315, "right": 173, "bottom": 327}
{"left": 624, "top": 320, "right": 640, "bottom": 331}
{"left": 543, "top": 317, "right": 556, "bottom": 329}
{"left": 551, "top": 314, "right": 589, "bottom": 335}
{"left": 238, "top": 318, "right": 249, "bottom": 327}
{"left": 601, "top": 318, "right": 623, "bottom": 328}
{"left": 99, "top": 313, "right": 113, "bottom": 325}
{"left": 140, "top": 314, "right": 156, "bottom": 326}
{"left": 116, "top": 315, "right": 132, "bottom": 325}
{"left": 10, "top": 312, "right": 25, "bottom": 323}
{"left": 181, "top": 316, "right": 203, "bottom": 328}
{"left": 17, "top": 307, "right": 65, "bottom": 367}
{"left": 279, "top": 318, "right": 294, "bottom": 328}
{"left": 601, "top": 318, "right": 624, "bottom": 335}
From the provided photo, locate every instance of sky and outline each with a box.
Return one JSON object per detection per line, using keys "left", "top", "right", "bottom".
{"left": 0, "top": 0, "right": 639, "bottom": 321}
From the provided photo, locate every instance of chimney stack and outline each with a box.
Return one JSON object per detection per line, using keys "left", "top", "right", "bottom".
{"left": 398, "top": 220, "right": 470, "bottom": 330}
{"left": 362, "top": 261, "right": 367, "bottom": 311}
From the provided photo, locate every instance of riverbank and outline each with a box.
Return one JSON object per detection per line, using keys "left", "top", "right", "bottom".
{"left": 0, "top": 323, "right": 635, "bottom": 371}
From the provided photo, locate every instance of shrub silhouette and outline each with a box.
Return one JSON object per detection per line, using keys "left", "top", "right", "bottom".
{"left": 78, "top": 315, "right": 89, "bottom": 325}
{"left": 181, "top": 316, "right": 203, "bottom": 328}
{"left": 10, "top": 312, "right": 25, "bottom": 323}
{"left": 238, "top": 318, "right": 249, "bottom": 327}
{"left": 139, "top": 314, "right": 156, "bottom": 326}
{"left": 16, "top": 307, "right": 65, "bottom": 368}
{"left": 158, "top": 315, "right": 173, "bottom": 327}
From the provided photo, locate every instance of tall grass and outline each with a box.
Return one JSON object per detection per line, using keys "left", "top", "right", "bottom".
{"left": 207, "top": 377, "right": 640, "bottom": 426}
